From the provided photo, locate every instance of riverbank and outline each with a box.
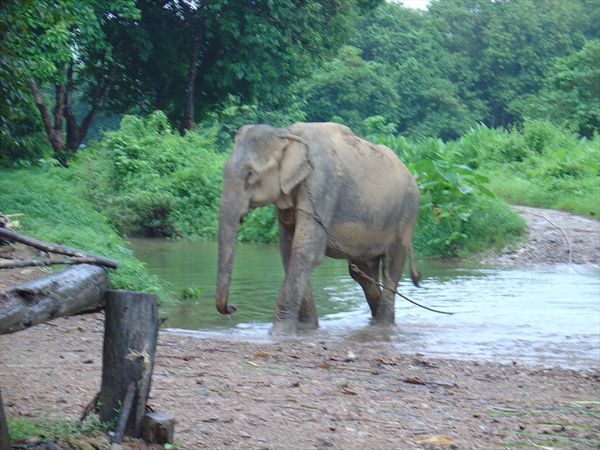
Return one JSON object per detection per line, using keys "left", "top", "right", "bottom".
{"left": 483, "top": 205, "right": 600, "bottom": 266}
{"left": 1, "top": 313, "right": 598, "bottom": 449}
{"left": 2, "top": 207, "right": 600, "bottom": 448}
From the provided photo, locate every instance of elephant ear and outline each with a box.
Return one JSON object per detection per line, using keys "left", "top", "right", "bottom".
{"left": 278, "top": 134, "right": 312, "bottom": 195}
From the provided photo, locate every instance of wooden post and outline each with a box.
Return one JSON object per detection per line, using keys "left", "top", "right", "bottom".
{"left": 99, "top": 290, "right": 158, "bottom": 437}
{"left": 141, "top": 412, "right": 176, "bottom": 444}
{"left": 0, "top": 388, "right": 9, "bottom": 450}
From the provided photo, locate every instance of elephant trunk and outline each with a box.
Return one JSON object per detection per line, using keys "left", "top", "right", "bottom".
{"left": 215, "top": 187, "right": 247, "bottom": 315}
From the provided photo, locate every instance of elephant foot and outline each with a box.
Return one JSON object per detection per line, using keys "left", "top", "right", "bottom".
{"left": 297, "top": 319, "right": 319, "bottom": 334}
{"left": 298, "top": 313, "right": 318, "bottom": 331}
{"left": 371, "top": 310, "right": 395, "bottom": 326}
{"left": 269, "top": 319, "right": 298, "bottom": 336}
{"left": 373, "top": 300, "right": 395, "bottom": 325}
{"left": 371, "top": 316, "right": 395, "bottom": 327}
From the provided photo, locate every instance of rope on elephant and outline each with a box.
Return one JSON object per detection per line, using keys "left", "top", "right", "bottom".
{"left": 349, "top": 264, "right": 454, "bottom": 315}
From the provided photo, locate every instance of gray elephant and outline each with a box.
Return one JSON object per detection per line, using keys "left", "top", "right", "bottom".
{"left": 215, "top": 122, "right": 420, "bottom": 334}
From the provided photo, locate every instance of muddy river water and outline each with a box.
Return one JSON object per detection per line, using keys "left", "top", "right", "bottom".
{"left": 130, "top": 238, "right": 600, "bottom": 369}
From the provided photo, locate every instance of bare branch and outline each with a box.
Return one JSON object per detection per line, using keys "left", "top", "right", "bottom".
{"left": 0, "top": 228, "right": 119, "bottom": 269}
{"left": 0, "top": 257, "right": 117, "bottom": 270}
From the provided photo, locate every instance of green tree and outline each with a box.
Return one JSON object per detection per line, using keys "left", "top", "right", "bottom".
{"left": 513, "top": 41, "right": 600, "bottom": 137}
{"left": 0, "top": 0, "right": 140, "bottom": 165}
{"left": 428, "top": 0, "right": 591, "bottom": 128}
{"left": 296, "top": 3, "right": 482, "bottom": 138}
{"left": 351, "top": 2, "right": 484, "bottom": 138}
{"left": 112, "top": 0, "right": 381, "bottom": 133}
{"left": 293, "top": 46, "right": 400, "bottom": 132}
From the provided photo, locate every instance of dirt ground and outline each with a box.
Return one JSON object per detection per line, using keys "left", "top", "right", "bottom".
{"left": 1, "top": 206, "right": 599, "bottom": 449}
{"left": 483, "top": 205, "right": 600, "bottom": 266}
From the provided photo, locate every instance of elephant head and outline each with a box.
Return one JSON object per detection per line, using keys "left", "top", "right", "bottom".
{"left": 215, "top": 125, "right": 312, "bottom": 315}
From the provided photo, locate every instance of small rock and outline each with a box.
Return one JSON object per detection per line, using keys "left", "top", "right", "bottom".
{"left": 239, "top": 431, "right": 252, "bottom": 439}
{"left": 197, "top": 387, "right": 209, "bottom": 396}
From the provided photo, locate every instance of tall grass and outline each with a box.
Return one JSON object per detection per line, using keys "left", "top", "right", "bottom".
{"left": 452, "top": 120, "right": 600, "bottom": 217}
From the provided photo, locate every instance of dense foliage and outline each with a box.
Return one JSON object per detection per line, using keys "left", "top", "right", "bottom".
{"left": 74, "top": 112, "right": 224, "bottom": 238}
{"left": 1, "top": 1, "right": 597, "bottom": 273}
{"left": 296, "top": 0, "right": 598, "bottom": 139}
{"left": 2, "top": 0, "right": 597, "bottom": 163}
{"left": 0, "top": 0, "right": 379, "bottom": 163}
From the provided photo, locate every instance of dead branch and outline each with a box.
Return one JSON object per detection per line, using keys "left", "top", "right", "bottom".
{"left": 0, "top": 256, "right": 117, "bottom": 269}
{"left": 0, "top": 228, "right": 118, "bottom": 269}
{"left": 111, "top": 382, "right": 136, "bottom": 444}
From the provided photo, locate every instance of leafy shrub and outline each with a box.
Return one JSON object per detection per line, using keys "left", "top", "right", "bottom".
{"left": 481, "top": 121, "right": 600, "bottom": 216}
{"left": 74, "top": 111, "right": 226, "bottom": 238}
{"left": 237, "top": 206, "right": 279, "bottom": 243}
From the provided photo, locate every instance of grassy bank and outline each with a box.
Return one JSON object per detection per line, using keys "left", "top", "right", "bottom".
{"left": 448, "top": 120, "right": 600, "bottom": 217}
{"left": 0, "top": 166, "right": 164, "bottom": 295}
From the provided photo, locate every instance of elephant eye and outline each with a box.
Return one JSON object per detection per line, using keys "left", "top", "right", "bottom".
{"left": 245, "top": 168, "right": 256, "bottom": 185}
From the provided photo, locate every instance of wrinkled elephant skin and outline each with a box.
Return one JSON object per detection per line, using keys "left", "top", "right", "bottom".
{"left": 215, "top": 122, "right": 420, "bottom": 334}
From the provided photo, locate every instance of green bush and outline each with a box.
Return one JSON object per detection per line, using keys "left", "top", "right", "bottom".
{"left": 0, "top": 167, "right": 165, "bottom": 295}
{"left": 74, "top": 111, "right": 226, "bottom": 239}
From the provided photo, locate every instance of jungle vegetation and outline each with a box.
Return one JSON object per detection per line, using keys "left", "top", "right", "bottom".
{"left": 1, "top": 0, "right": 598, "bottom": 283}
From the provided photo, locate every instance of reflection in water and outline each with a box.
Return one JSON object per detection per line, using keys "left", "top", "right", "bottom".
{"left": 130, "top": 238, "right": 600, "bottom": 369}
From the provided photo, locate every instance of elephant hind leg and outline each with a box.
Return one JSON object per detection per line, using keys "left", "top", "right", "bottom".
{"left": 375, "top": 245, "right": 408, "bottom": 324}
{"left": 349, "top": 258, "right": 381, "bottom": 318}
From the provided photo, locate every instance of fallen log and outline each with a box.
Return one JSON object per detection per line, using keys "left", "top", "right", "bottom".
{"left": 0, "top": 264, "right": 109, "bottom": 335}
{"left": 0, "top": 228, "right": 118, "bottom": 269}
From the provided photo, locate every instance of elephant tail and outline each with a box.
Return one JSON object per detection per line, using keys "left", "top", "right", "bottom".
{"left": 408, "top": 245, "right": 421, "bottom": 287}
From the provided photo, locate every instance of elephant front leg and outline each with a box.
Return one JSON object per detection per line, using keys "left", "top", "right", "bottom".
{"left": 272, "top": 217, "right": 326, "bottom": 335}
{"left": 298, "top": 281, "right": 318, "bottom": 330}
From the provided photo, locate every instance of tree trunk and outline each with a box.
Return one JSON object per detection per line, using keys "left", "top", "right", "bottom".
{"left": 30, "top": 80, "right": 64, "bottom": 156}
{"left": 181, "top": 38, "right": 201, "bottom": 133}
{"left": 0, "top": 265, "right": 109, "bottom": 335}
{"left": 99, "top": 290, "right": 159, "bottom": 438}
{"left": 141, "top": 412, "right": 175, "bottom": 444}
{"left": 155, "top": 79, "right": 171, "bottom": 110}
{"left": 64, "top": 64, "right": 117, "bottom": 153}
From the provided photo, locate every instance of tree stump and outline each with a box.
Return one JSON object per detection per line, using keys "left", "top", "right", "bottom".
{"left": 99, "top": 290, "right": 158, "bottom": 437}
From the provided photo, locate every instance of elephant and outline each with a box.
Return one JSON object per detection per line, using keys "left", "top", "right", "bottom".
{"left": 215, "top": 122, "right": 420, "bottom": 334}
